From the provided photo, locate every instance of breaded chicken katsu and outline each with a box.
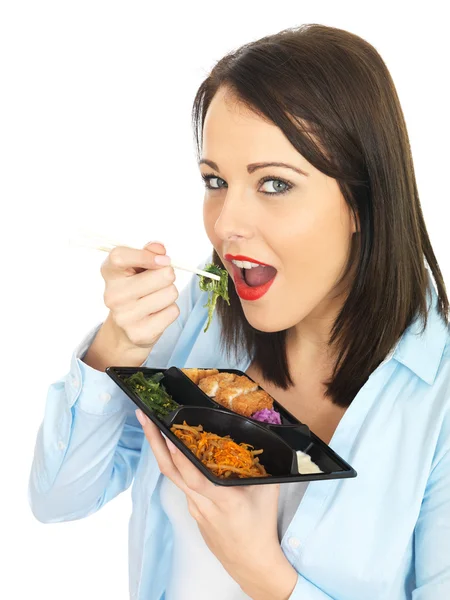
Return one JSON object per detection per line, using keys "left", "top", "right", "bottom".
{"left": 181, "top": 368, "right": 281, "bottom": 422}
{"left": 198, "top": 372, "right": 241, "bottom": 396}
{"left": 181, "top": 368, "right": 220, "bottom": 385}
{"left": 227, "top": 390, "right": 275, "bottom": 418}
{"left": 197, "top": 372, "right": 273, "bottom": 417}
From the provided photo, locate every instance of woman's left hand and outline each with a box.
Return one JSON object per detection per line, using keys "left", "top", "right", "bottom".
{"left": 136, "top": 409, "right": 298, "bottom": 600}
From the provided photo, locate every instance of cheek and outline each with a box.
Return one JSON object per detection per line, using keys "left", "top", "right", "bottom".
{"left": 282, "top": 219, "right": 353, "bottom": 315}
{"left": 250, "top": 199, "right": 354, "bottom": 330}
{"left": 203, "top": 198, "right": 219, "bottom": 244}
{"left": 280, "top": 194, "right": 353, "bottom": 271}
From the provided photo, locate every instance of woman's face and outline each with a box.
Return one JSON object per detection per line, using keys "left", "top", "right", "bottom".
{"left": 202, "top": 87, "right": 357, "bottom": 335}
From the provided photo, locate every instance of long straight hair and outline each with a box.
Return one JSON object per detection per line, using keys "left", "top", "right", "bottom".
{"left": 191, "top": 24, "right": 449, "bottom": 407}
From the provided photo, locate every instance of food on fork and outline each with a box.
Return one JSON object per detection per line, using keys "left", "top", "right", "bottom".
{"left": 170, "top": 421, "right": 270, "bottom": 478}
{"left": 197, "top": 263, "right": 230, "bottom": 333}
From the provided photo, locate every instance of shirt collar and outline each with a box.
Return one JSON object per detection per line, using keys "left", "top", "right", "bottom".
{"left": 391, "top": 270, "right": 449, "bottom": 385}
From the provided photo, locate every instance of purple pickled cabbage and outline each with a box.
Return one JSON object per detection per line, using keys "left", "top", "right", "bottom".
{"left": 251, "top": 408, "right": 282, "bottom": 424}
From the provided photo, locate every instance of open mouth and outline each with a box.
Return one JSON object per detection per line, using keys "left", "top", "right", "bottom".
{"left": 224, "top": 254, "right": 278, "bottom": 301}
{"left": 240, "top": 264, "right": 277, "bottom": 287}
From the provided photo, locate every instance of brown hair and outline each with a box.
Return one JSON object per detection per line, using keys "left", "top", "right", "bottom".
{"left": 191, "top": 24, "right": 449, "bottom": 407}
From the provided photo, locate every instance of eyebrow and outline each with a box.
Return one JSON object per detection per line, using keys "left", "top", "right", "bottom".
{"left": 198, "top": 159, "right": 309, "bottom": 177}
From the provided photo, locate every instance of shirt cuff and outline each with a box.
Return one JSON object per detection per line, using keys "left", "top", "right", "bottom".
{"left": 65, "top": 322, "right": 144, "bottom": 415}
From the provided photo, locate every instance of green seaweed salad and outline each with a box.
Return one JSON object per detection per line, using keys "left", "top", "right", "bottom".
{"left": 122, "top": 371, "right": 178, "bottom": 419}
{"left": 198, "top": 263, "right": 230, "bottom": 332}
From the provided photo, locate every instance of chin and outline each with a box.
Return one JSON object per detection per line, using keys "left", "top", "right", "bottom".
{"left": 241, "top": 307, "right": 298, "bottom": 334}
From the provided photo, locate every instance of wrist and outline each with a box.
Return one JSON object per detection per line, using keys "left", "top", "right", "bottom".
{"left": 83, "top": 315, "right": 151, "bottom": 371}
{"left": 238, "top": 547, "right": 298, "bottom": 600}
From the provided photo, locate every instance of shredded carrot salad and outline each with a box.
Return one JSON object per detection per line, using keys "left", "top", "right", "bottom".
{"left": 170, "top": 422, "right": 270, "bottom": 478}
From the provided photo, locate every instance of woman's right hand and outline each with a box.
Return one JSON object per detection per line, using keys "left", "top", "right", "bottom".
{"left": 100, "top": 241, "right": 180, "bottom": 352}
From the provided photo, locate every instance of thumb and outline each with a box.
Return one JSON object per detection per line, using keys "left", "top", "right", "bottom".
{"left": 135, "top": 408, "right": 150, "bottom": 427}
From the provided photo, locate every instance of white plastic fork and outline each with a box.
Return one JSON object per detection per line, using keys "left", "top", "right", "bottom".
{"left": 68, "top": 231, "right": 221, "bottom": 281}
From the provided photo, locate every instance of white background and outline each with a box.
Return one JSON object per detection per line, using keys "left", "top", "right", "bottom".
{"left": 1, "top": 2, "right": 449, "bottom": 599}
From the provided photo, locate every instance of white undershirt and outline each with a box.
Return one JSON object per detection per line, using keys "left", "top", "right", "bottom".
{"left": 160, "top": 475, "right": 308, "bottom": 600}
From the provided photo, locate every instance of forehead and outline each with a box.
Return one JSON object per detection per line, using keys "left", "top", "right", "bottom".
{"left": 202, "top": 87, "right": 290, "bottom": 157}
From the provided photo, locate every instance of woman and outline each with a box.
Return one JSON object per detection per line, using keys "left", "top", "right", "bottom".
{"left": 28, "top": 24, "right": 450, "bottom": 600}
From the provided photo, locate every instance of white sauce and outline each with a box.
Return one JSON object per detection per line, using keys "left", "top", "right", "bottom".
{"left": 296, "top": 450, "right": 323, "bottom": 474}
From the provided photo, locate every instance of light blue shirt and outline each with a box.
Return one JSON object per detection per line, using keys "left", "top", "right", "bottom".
{"left": 28, "top": 261, "right": 450, "bottom": 600}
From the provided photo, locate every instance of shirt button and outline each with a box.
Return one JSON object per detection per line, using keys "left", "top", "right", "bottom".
{"left": 288, "top": 537, "right": 300, "bottom": 549}
{"left": 99, "top": 392, "right": 112, "bottom": 402}
{"left": 57, "top": 440, "right": 66, "bottom": 451}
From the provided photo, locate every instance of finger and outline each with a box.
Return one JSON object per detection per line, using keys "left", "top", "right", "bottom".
{"left": 109, "top": 265, "right": 176, "bottom": 305}
{"left": 165, "top": 438, "right": 216, "bottom": 518}
{"left": 166, "top": 437, "right": 217, "bottom": 499}
{"left": 110, "top": 282, "right": 178, "bottom": 324}
{"left": 124, "top": 304, "right": 180, "bottom": 347}
{"left": 117, "top": 286, "right": 178, "bottom": 325}
{"left": 167, "top": 440, "right": 270, "bottom": 510}
{"left": 135, "top": 410, "right": 188, "bottom": 492}
{"left": 133, "top": 242, "right": 167, "bottom": 274}
{"left": 138, "top": 417, "right": 211, "bottom": 521}
{"left": 101, "top": 245, "right": 171, "bottom": 279}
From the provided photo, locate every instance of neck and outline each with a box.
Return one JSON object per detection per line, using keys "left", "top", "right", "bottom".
{"left": 286, "top": 290, "right": 348, "bottom": 380}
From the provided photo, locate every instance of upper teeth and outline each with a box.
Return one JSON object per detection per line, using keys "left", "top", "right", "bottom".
{"left": 231, "top": 259, "right": 264, "bottom": 269}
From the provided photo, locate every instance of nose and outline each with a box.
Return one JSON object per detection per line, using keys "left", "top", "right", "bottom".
{"left": 213, "top": 189, "right": 254, "bottom": 242}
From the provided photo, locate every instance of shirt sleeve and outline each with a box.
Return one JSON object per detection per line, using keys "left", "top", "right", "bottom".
{"left": 412, "top": 403, "right": 450, "bottom": 599}
{"left": 28, "top": 265, "right": 206, "bottom": 523}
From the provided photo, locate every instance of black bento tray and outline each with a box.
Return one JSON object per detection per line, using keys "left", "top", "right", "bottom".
{"left": 106, "top": 366, "right": 357, "bottom": 486}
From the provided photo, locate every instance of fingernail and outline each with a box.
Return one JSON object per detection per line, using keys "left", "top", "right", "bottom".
{"left": 154, "top": 255, "right": 171, "bottom": 266}
{"left": 145, "top": 241, "right": 165, "bottom": 248}
{"left": 166, "top": 438, "right": 177, "bottom": 454}
{"left": 135, "top": 408, "right": 148, "bottom": 426}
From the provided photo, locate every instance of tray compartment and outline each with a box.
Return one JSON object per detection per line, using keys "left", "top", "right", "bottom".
{"left": 175, "top": 367, "right": 301, "bottom": 426}
{"left": 268, "top": 424, "right": 313, "bottom": 453}
{"left": 107, "top": 366, "right": 217, "bottom": 423}
{"left": 167, "top": 405, "right": 298, "bottom": 478}
{"left": 269, "top": 425, "right": 354, "bottom": 474}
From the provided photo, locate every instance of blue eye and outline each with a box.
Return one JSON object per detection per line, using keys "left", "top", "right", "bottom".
{"left": 201, "top": 174, "right": 227, "bottom": 190}
{"left": 200, "top": 172, "right": 293, "bottom": 196}
{"left": 259, "top": 178, "right": 291, "bottom": 195}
